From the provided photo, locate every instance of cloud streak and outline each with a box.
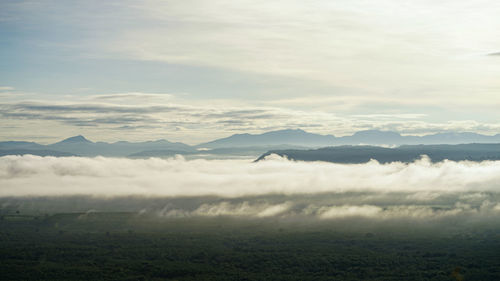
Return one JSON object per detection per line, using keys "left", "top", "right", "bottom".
{"left": 157, "top": 201, "right": 500, "bottom": 222}
{"left": 3, "top": 94, "right": 500, "bottom": 144}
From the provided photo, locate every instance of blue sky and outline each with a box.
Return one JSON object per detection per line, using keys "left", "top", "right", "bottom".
{"left": 1, "top": 0, "right": 500, "bottom": 144}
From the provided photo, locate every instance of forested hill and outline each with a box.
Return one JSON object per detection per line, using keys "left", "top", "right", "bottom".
{"left": 255, "top": 143, "right": 500, "bottom": 163}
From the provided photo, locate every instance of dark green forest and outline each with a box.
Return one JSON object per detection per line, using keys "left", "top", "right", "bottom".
{"left": 1, "top": 212, "right": 500, "bottom": 280}
{"left": 256, "top": 143, "right": 500, "bottom": 163}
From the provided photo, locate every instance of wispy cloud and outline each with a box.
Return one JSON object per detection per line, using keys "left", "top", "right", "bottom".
{"left": 3, "top": 1, "right": 499, "bottom": 107}
{"left": 2, "top": 92, "right": 500, "bottom": 143}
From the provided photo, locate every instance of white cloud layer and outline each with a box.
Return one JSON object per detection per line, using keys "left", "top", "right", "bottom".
{"left": 2, "top": 155, "right": 500, "bottom": 223}
{"left": 2, "top": 155, "right": 500, "bottom": 197}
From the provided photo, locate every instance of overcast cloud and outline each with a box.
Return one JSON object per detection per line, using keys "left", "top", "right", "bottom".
{"left": 1, "top": 1, "right": 500, "bottom": 142}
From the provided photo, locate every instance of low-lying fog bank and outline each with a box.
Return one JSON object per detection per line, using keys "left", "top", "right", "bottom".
{"left": 1, "top": 154, "right": 500, "bottom": 232}
{"left": 2, "top": 154, "right": 500, "bottom": 197}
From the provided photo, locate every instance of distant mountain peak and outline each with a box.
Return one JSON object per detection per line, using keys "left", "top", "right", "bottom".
{"left": 263, "top": 128, "right": 308, "bottom": 135}
{"left": 149, "top": 139, "right": 173, "bottom": 144}
{"left": 198, "top": 128, "right": 335, "bottom": 148}
{"left": 279, "top": 128, "right": 306, "bottom": 132}
{"left": 57, "top": 135, "right": 93, "bottom": 144}
{"left": 353, "top": 130, "right": 401, "bottom": 136}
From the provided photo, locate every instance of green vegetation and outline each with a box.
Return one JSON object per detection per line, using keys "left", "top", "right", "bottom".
{"left": 1, "top": 212, "right": 500, "bottom": 280}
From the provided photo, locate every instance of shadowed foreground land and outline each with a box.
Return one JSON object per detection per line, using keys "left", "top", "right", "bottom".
{"left": 1, "top": 212, "right": 500, "bottom": 280}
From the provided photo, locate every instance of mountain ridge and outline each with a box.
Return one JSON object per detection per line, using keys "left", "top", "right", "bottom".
{"left": 199, "top": 129, "right": 335, "bottom": 148}
{"left": 2, "top": 129, "right": 500, "bottom": 158}
{"left": 54, "top": 135, "right": 93, "bottom": 145}
{"left": 255, "top": 143, "right": 500, "bottom": 164}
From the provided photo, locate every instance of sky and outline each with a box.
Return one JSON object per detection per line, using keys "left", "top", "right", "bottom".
{"left": 1, "top": 0, "right": 500, "bottom": 144}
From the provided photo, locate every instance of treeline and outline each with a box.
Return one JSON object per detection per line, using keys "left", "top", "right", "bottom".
{"left": 256, "top": 143, "right": 500, "bottom": 163}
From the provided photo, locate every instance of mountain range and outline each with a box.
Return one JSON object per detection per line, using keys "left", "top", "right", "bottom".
{"left": 1, "top": 129, "right": 500, "bottom": 158}
{"left": 0, "top": 135, "right": 193, "bottom": 157}
{"left": 198, "top": 129, "right": 500, "bottom": 148}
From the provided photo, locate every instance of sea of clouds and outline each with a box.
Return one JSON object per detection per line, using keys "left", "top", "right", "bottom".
{"left": 2, "top": 154, "right": 500, "bottom": 222}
